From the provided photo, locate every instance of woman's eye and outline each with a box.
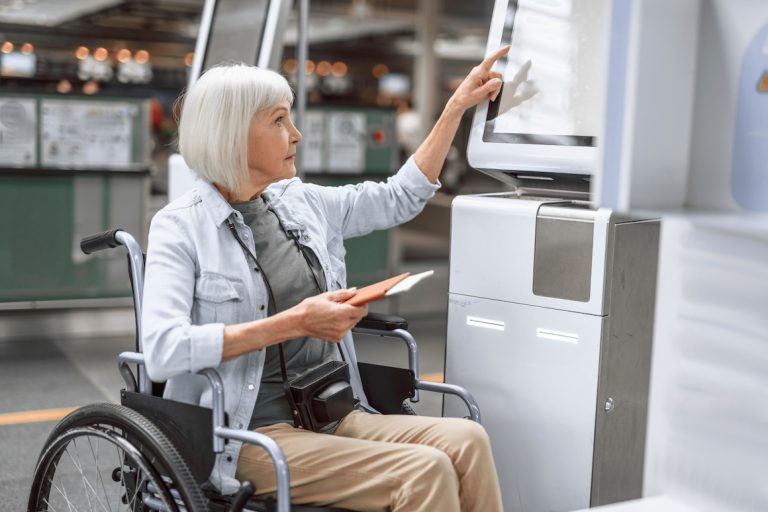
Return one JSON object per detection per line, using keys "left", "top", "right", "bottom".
{"left": 275, "top": 116, "right": 284, "bottom": 125}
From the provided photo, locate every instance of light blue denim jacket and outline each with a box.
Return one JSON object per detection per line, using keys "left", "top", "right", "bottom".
{"left": 141, "top": 157, "right": 439, "bottom": 494}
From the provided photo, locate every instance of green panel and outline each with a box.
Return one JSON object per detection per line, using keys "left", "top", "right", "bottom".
{"left": 0, "top": 175, "right": 75, "bottom": 301}
{"left": 306, "top": 106, "right": 398, "bottom": 176}
{"left": 343, "top": 230, "right": 390, "bottom": 287}
{"left": 362, "top": 108, "right": 397, "bottom": 175}
{"left": 0, "top": 174, "right": 139, "bottom": 303}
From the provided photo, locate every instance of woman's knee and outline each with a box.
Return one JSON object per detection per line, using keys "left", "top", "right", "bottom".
{"left": 413, "top": 445, "right": 456, "bottom": 481}
{"left": 440, "top": 418, "right": 492, "bottom": 451}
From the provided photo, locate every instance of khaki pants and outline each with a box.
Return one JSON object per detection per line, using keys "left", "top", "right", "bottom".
{"left": 236, "top": 410, "right": 503, "bottom": 512}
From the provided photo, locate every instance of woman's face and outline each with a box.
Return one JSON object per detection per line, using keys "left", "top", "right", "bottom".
{"left": 246, "top": 100, "right": 301, "bottom": 190}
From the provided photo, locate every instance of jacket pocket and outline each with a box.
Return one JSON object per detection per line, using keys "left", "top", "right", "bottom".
{"left": 193, "top": 273, "right": 244, "bottom": 324}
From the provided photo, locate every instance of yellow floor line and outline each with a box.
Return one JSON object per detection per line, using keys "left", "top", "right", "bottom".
{"left": 420, "top": 372, "right": 444, "bottom": 383}
{"left": 0, "top": 406, "right": 78, "bottom": 426}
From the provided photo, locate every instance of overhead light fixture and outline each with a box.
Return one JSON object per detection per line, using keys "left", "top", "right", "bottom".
{"left": 56, "top": 79, "right": 72, "bottom": 94}
{"left": 282, "top": 58, "right": 298, "bottom": 74}
{"left": 134, "top": 50, "right": 150, "bottom": 64}
{"left": 316, "top": 61, "right": 332, "bottom": 76}
{"left": 82, "top": 80, "right": 100, "bottom": 95}
{"left": 93, "top": 47, "right": 109, "bottom": 62}
{"left": 331, "top": 61, "right": 348, "bottom": 77}
{"left": 372, "top": 63, "right": 389, "bottom": 78}
{"left": 349, "top": 0, "right": 373, "bottom": 19}
{"left": 116, "top": 49, "right": 132, "bottom": 63}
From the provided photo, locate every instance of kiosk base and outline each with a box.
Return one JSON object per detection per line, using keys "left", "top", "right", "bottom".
{"left": 444, "top": 194, "right": 659, "bottom": 512}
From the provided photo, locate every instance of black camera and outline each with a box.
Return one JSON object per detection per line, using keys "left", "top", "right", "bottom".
{"left": 289, "top": 360, "right": 357, "bottom": 431}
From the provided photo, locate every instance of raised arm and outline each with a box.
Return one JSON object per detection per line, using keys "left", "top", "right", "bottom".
{"left": 414, "top": 46, "right": 509, "bottom": 183}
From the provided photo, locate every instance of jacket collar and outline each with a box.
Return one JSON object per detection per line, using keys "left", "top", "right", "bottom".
{"left": 197, "top": 179, "right": 306, "bottom": 235}
{"left": 262, "top": 183, "right": 305, "bottom": 234}
{"left": 198, "top": 180, "right": 239, "bottom": 227}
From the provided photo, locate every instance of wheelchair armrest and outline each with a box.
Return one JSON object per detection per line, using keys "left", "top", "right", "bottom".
{"left": 415, "top": 380, "right": 482, "bottom": 424}
{"left": 201, "top": 369, "right": 291, "bottom": 512}
{"left": 354, "top": 312, "right": 408, "bottom": 331}
{"left": 117, "top": 351, "right": 145, "bottom": 393}
{"left": 352, "top": 315, "right": 421, "bottom": 402}
{"left": 117, "top": 352, "right": 290, "bottom": 512}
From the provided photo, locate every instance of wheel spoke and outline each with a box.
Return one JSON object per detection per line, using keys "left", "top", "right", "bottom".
{"left": 114, "top": 444, "right": 124, "bottom": 512}
{"left": 85, "top": 434, "right": 115, "bottom": 512}
{"left": 48, "top": 476, "right": 77, "bottom": 512}
{"left": 43, "top": 495, "right": 60, "bottom": 512}
{"left": 127, "top": 471, "right": 149, "bottom": 510}
{"left": 64, "top": 444, "right": 110, "bottom": 512}
{"left": 71, "top": 437, "right": 96, "bottom": 511}
{"left": 31, "top": 411, "right": 202, "bottom": 512}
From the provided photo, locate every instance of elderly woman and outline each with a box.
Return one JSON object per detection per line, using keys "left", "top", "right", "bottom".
{"left": 142, "top": 47, "right": 508, "bottom": 512}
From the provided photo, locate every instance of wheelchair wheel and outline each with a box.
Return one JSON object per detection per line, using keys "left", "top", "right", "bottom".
{"left": 28, "top": 403, "right": 207, "bottom": 512}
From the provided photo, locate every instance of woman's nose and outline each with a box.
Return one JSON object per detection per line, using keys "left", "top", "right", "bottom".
{"left": 292, "top": 128, "right": 302, "bottom": 144}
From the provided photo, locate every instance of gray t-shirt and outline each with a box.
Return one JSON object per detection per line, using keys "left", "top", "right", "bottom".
{"left": 231, "top": 196, "right": 334, "bottom": 429}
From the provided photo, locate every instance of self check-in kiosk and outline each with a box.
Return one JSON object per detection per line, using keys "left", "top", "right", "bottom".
{"left": 443, "top": 1, "right": 660, "bottom": 510}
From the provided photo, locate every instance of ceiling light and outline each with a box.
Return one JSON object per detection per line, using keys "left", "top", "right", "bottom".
{"left": 331, "top": 61, "right": 348, "bottom": 77}
{"left": 116, "top": 49, "right": 132, "bottom": 63}
{"left": 56, "top": 79, "right": 72, "bottom": 94}
{"left": 316, "top": 61, "right": 331, "bottom": 76}
{"left": 134, "top": 50, "right": 150, "bottom": 64}
{"left": 349, "top": 0, "right": 373, "bottom": 19}
{"left": 93, "top": 47, "right": 108, "bottom": 61}
{"left": 282, "top": 58, "right": 298, "bottom": 74}
{"left": 372, "top": 63, "right": 389, "bottom": 78}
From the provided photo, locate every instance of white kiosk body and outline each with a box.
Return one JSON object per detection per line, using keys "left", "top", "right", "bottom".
{"left": 444, "top": 0, "right": 659, "bottom": 510}
{"left": 446, "top": 196, "right": 658, "bottom": 511}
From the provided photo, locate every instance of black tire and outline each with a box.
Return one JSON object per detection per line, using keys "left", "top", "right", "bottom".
{"left": 400, "top": 401, "right": 417, "bottom": 415}
{"left": 28, "top": 402, "right": 208, "bottom": 512}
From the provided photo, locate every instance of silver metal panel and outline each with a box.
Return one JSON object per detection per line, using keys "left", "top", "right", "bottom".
{"left": 533, "top": 215, "right": 594, "bottom": 302}
{"left": 192, "top": 0, "right": 290, "bottom": 81}
{"left": 449, "top": 194, "right": 612, "bottom": 316}
{"left": 444, "top": 295, "right": 606, "bottom": 512}
{"left": 591, "top": 220, "right": 659, "bottom": 505}
{"left": 204, "top": 0, "right": 269, "bottom": 70}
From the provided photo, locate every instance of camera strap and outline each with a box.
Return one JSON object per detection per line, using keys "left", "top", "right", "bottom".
{"left": 227, "top": 220, "right": 303, "bottom": 427}
{"left": 227, "top": 217, "right": 346, "bottom": 429}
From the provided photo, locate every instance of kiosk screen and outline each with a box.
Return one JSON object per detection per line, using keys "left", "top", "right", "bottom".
{"left": 484, "top": 0, "right": 609, "bottom": 147}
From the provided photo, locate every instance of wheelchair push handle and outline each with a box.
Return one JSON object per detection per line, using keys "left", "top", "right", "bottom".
{"left": 80, "top": 228, "right": 125, "bottom": 254}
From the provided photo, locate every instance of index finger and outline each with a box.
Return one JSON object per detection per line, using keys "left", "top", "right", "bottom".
{"left": 480, "top": 45, "right": 510, "bottom": 71}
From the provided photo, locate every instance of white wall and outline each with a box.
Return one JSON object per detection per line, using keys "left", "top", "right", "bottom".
{"left": 686, "top": 0, "right": 768, "bottom": 211}
{"left": 643, "top": 215, "right": 768, "bottom": 511}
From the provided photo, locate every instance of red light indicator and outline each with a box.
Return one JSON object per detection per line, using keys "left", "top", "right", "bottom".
{"left": 758, "top": 71, "right": 768, "bottom": 93}
{"left": 372, "top": 130, "right": 385, "bottom": 143}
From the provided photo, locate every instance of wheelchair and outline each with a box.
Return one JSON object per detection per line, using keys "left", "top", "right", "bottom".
{"left": 27, "top": 228, "right": 481, "bottom": 512}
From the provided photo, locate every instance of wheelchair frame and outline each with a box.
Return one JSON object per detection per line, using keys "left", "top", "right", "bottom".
{"left": 28, "top": 228, "right": 481, "bottom": 512}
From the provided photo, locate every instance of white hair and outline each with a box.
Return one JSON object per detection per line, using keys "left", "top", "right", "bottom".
{"left": 177, "top": 63, "right": 293, "bottom": 194}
